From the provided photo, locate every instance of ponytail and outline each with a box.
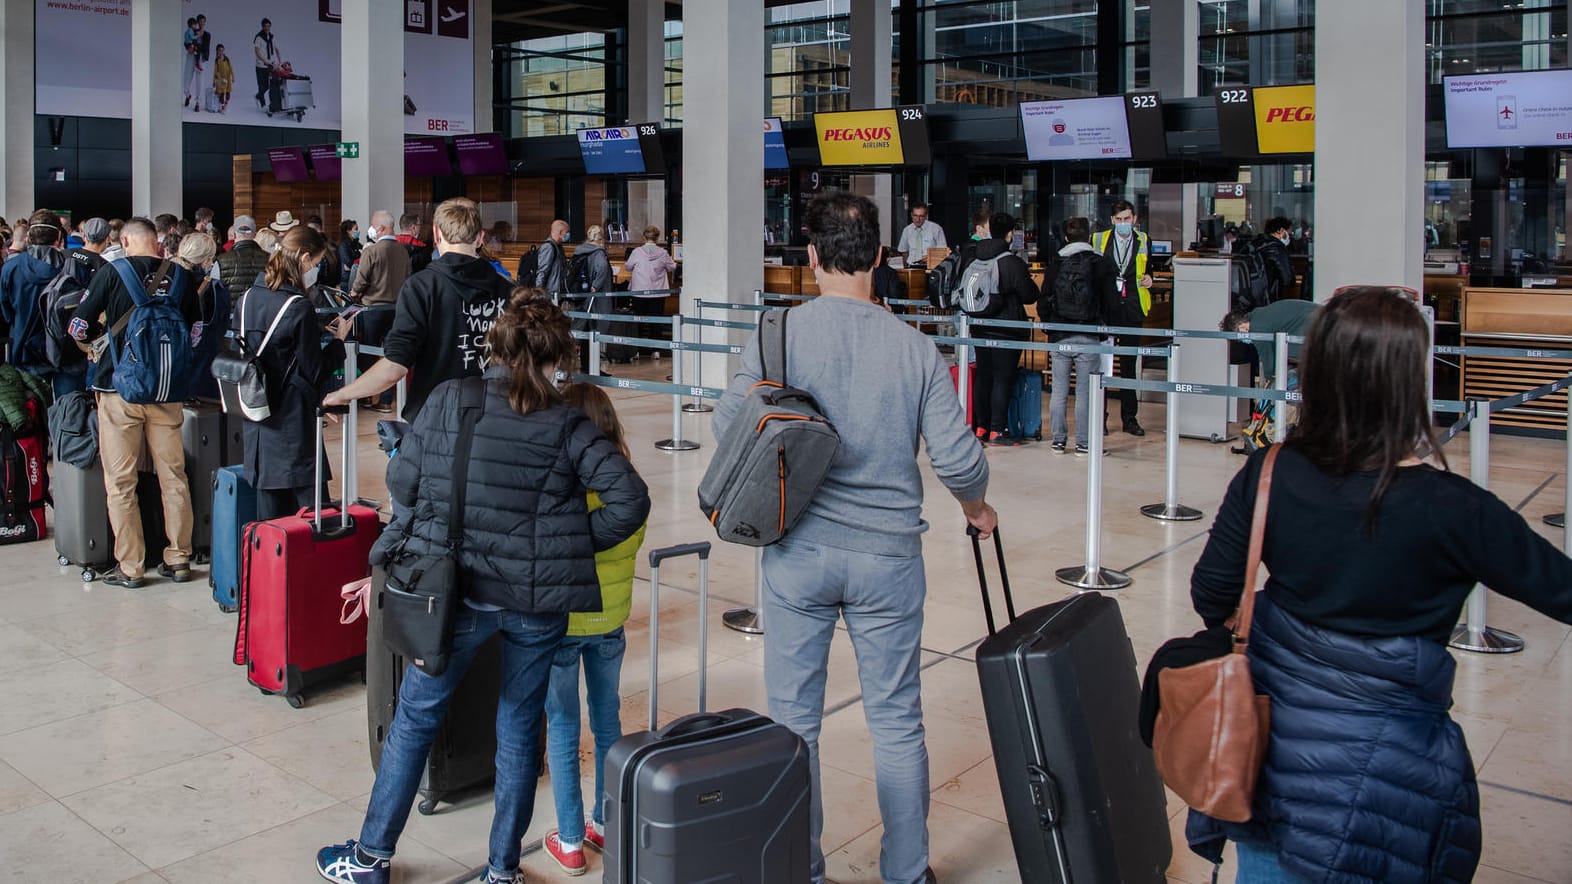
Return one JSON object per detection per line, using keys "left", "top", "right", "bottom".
{"left": 484, "top": 288, "right": 574, "bottom": 415}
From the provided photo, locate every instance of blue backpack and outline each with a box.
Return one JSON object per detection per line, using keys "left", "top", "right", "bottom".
{"left": 107, "top": 258, "right": 193, "bottom": 404}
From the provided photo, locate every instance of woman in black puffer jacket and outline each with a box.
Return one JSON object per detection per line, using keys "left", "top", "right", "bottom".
{"left": 318, "top": 292, "right": 649, "bottom": 884}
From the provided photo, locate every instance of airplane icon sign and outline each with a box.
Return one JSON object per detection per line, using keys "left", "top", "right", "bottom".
{"left": 442, "top": 6, "right": 466, "bottom": 23}
{"left": 1497, "top": 95, "right": 1518, "bottom": 129}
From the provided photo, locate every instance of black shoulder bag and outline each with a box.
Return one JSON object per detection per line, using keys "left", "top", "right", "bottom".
{"left": 375, "top": 377, "right": 486, "bottom": 676}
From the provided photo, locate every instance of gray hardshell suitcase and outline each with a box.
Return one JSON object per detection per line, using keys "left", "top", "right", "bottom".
{"left": 53, "top": 461, "right": 115, "bottom": 581}
{"left": 971, "top": 529, "right": 1172, "bottom": 883}
{"left": 603, "top": 543, "right": 811, "bottom": 884}
{"left": 697, "top": 310, "right": 839, "bottom": 547}
{"left": 181, "top": 401, "right": 241, "bottom": 560}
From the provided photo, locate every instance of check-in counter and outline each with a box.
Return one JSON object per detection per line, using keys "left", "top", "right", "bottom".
{"left": 1462, "top": 287, "right": 1572, "bottom": 431}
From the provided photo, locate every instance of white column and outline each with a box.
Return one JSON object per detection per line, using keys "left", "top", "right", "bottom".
{"left": 1314, "top": 0, "right": 1425, "bottom": 299}
{"left": 131, "top": 0, "right": 183, "bottom": 218}
{"left": 1151, "top": 0, "right": 1199, "bottom": 249}
{"left": 0, "top": 0, "right": 34, "bottom": 220}
{"left": 682, "top": 0, "right": 764, "bottom": 388}
{"left": 628, "top": 0, "right": 667, "bottom": 237}
{"left": 850, "top": 0, "right": 895, "bottom": 246}
{"left": 473, "top": 0, "right": 493, "bottom": 133}
{"left": 341, "top": 1, "right": 405, "bottom": 238}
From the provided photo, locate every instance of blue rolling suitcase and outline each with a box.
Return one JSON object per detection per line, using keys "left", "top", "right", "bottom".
{"left": 210, "top": 465, "right": 256, "bottom": 613}
{"left": 1007, "top": 369, "right": 1045, "bottom": 441}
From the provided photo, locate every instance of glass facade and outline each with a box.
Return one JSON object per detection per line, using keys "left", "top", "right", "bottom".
{"left": 497, "top": 34, "right": 613, "bottom": 138}
{"left": 1197, "top": 0, "right": 1314, "bottom": 97}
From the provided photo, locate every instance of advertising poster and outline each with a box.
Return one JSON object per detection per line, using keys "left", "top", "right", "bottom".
{"left": 1251, "top": 85, "right": 1315, "bottom": 154}
{"left": 813, "top": 109, "right": 905, "bottom": 166}
{"left": 1020, "top": 96, "right": 1132, "bottom": 161}
{"left": 34, "top": 0, "right": 474, "bottom": 135}
{"left": 1445, "top": 71, "right": 1572, "bottom": 149}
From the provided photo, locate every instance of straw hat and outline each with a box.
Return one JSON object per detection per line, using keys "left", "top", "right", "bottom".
{"left": 269, "top": 210, "right": 300, "bottom": 233}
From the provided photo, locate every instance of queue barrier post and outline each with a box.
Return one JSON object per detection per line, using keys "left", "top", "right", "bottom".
{"left": 956, "top": 314, "right": 972, "bottom": 413}
{"left": 1055, "top": 373, "right": 1133, "bottom": 591}
{"left": 655, "top": 329, "right": 700, "bottom": 452}
{"left": 723, "top": 546, "right": 766, "bottom": 635}
{"left": 1272, "top": 332, "right": 1290, "bottom": 444}
{"left": 589, "top": 330, "right": 603, "bottom": 379}
{"left": 395, "top": 374, "right": 408, "bottom": 418}
{"left": 1141, "top": 345, "right": 1203, "bottom": 522}
{"left": 1547, "top": 409, "right": 1572, "bottom": 539}
{"left": 1448, "top": 399, "right": 1525, "bottom": 654}
{"left": 343, "top": 341, "right": 359, "bottom": 508}
{"left": 682, "top": 309, "right": 715, "bottom": 415}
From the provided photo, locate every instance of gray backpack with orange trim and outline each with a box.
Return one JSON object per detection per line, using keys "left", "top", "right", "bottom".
{"left": 697, "top": 309, "right": 840, "bottom": 547}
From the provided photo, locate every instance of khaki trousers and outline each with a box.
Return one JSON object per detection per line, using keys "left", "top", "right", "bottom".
{"left": 97, "top": 393, "right": 193, "bottom": 579}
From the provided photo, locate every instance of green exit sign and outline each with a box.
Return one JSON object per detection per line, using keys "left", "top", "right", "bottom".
{"left": 336, "top": 142, "right": 360, "bottom": 159}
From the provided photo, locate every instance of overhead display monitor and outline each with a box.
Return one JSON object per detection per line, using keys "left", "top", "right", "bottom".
{"left": 454, "top": 133, "right": 508, "bottom": 175}
{"left": 764, "top": 117, "right": 790, "bottom": 170}
{"left": 812, "top": 106, "right": 931, "bottom": 167}
{"left": 1444, "top": 71, "right": 1572, "bottom": 148}
{"left": 404, "top": 137, "right": 453, "bottom": 176}
{"left": 1214, "top": 85, "right": 1316, "bottom": 156}
{"left": 577, "top": 123, "right": 664, "bottom": 175}
{"left": 1019, "top": 93, "right": 1167, "bottom": 161}
{"left": 266, "top": 147, "right": 308, "bottom": 183}
{"left": 307, "top": 145, "right": 341, "bottom": 181}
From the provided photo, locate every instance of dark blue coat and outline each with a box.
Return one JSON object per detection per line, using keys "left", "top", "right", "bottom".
{"left": 1187, "top": 594, "right": 1481, "bottom": 884}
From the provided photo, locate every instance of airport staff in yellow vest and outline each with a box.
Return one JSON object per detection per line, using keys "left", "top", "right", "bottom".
{"left": 1091, "top": 199, "right": 1152, "bottom": 436}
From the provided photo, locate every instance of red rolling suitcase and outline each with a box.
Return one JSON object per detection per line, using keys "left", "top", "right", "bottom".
{"left": 233, "top": 406, "right": 379, "bottom": 708}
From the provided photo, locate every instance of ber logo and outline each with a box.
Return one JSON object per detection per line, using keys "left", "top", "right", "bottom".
{"left": 427, "top": 119, "right": 450, "bottom": 131}
{"left": 1263, "top": 106, "right": 1315, "bottom": 123}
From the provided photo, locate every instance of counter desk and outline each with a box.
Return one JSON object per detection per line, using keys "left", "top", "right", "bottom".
{"left": 1462, "top": 287, "right": 1572, "bottom": 431}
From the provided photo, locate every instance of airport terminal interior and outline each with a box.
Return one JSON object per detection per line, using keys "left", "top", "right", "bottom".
{"left": 2, "top": 1, "right": 1572, "bottom": 882}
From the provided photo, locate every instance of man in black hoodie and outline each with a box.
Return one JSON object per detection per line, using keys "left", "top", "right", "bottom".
{"left": 324, "top": 198, "right": 514, "bottom": 421}
{"left": 963, "top": 213, "right": 1039, "bottom": 446}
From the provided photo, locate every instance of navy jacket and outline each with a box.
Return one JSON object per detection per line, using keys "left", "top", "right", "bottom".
{"left": 1186, "top": 594, "right": 1480, "bottom": 884}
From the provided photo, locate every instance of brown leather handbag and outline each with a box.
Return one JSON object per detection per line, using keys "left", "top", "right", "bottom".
{"left": 1152, "top": 445, "right": 1278, "bottom": 823}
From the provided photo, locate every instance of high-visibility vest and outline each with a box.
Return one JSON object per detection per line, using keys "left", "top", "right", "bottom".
{"left": 1092, "top": 228, "right": 1151, "bottom": 316}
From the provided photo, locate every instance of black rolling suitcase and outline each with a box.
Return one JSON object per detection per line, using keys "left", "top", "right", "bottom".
{"left": 181, "top": 400, "right": 242, "bottom": 561}
{"left": 971, "top": 528, "right": 1172, "bottom": 883}
{"left": 365, "top": 581, "right": 502, "bottom": 815}
{"left": 603, "top": 543, "right": 811, "bottom": 884}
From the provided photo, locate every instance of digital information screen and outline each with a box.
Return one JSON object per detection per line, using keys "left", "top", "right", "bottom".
{"left": 578, "top": 127, "right": 644, "bottom": 174}
{"left": 454, "top": 133, "right": 508, "bottom": 175}
{"left": 765, "top": 117, "right": 790, "bottom": 170}
{"left": 1215, "top": 85, "right": 1316, "bottom": 156}
{"left": 267, "top": 147, "right": 309, "bottom": 183}
{"left": 1021, "top": 96, "right": 1132, "bottom": 160}
{"left": 404, "top": 137, "right": 453, "bottom": 176}
{"left": 813, "top": 106, "right": 930, "bottom": 167}
{"left": 307, "top": 145, "right": 341, "bottom": 181}
{"left": 1444, "top": 71, "right": 1572, "bottom": 148}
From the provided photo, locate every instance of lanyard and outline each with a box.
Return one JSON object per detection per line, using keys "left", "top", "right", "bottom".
{"left": 1113, "top": 234, "right": 1135, "bottom": 277}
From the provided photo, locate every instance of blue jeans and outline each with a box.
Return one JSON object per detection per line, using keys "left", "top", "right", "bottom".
{"left": 1234, "top": 839, "right": 1307, "bottom": 883}
{"left": 544, "top": 628, "right": 627, "bottom": 845}
{"left": 359, "top": 606, "right": 567, "bottom": 877}
{"left": 1049, "top": 335, "right": 1103, "bottom": 447}
{"left": 761, "top": 539, "right": 929, "bottom": 884}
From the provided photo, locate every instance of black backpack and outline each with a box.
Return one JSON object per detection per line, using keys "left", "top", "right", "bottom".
{"left": 1229, "top": 239, "right": 1270, "bottom": 311}
{"left": 1050, "top": 252, "right": 1099, "bottom": 324}
{"left": 924, "top": 251, "right": 962, "bottom": 309}
{"left": 566, "top": 251, "right": 596, "bottom": 294}
{"left": 515, "top": 246, "right": 540, "bottom": 283}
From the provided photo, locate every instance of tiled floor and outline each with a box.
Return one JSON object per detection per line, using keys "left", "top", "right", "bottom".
{"left": 3, "top": 357, "right": 1570, "bottom": 883}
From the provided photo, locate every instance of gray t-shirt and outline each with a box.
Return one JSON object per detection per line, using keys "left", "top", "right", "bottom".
{"left": 714, "top": 295, "right": 989, "bottom": 557}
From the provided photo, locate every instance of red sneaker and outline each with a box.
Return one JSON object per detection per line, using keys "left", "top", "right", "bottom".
{"left": 544, "top": 831, "right": 587, "bottom": 877}
{"left": 583, "top": 828, "right": 604, "bottom": 854}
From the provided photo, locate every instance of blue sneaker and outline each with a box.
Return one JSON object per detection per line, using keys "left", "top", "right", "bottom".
{"left": 316, "top": 839, "right": 389, "bottom": 884}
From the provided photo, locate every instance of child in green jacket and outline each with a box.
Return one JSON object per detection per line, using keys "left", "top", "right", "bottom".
{"left": 544, "top": 383, "right": 647, "bottom": 876}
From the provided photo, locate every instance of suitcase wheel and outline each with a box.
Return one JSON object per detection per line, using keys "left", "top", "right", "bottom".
{"left": 418, "top": 798, "right": 438, "bottom": 816}
{"left": 57, "top": 555, "right": 69, "bottom": 566}
{"left": 286, "top": 694, "right": 306, "bottom": 710}
{"left": 218, "top": 603, "right": 237, "bottom": 614}
{"left": 80, "top": 569, "right": 96, "bottom": 584}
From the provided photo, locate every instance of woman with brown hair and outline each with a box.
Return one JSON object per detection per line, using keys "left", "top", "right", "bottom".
{"left": 317, "top": 290, "right": 649, "bottom": 884}
{"left": 237, "top": 225, "right": 350, "bottom": 519}
{"left": 1185, "top": 287, "right": 1572, "bottom": 883}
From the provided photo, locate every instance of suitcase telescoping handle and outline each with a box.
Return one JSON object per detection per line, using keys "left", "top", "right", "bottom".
{"left": 646, "top": 541, "right": 712, "bottom": 731}
{"left": 969, "top": 525, "right": 1016, "bottom": 636}
{"left": 314, "top": 399, "right": 354, "bottom": 533}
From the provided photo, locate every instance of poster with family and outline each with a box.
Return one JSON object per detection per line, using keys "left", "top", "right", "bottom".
{"left": 34, "top": 0, "right": 475, "bottom": 135}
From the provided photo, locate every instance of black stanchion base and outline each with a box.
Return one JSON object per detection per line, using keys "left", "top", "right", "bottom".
{"left": 654, "top": 439, "right": 700, "bottom": 452}
{"left": 1544, "top": 513, "right": 1565, "bottom": 528}
{"left": 1140, "top": 502, "right": 1204, "bottom": 522}
{"left": 682, "top": 403, "right": 714, "bottom": 414}
{"left": 1448, "top": 624, "right": 1525, "bottom": 654}
{"left": 1054, "top": 565, "right": 1132, "bottom": 591}
{"left": 723, "top": 607, "right": 764, "bottom": 635}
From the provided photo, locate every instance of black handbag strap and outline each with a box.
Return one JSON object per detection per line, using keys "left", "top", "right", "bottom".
{"left": 447, "top": 376, "right": 486, "bottom": 550}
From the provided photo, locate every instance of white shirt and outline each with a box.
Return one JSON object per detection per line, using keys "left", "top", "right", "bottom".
{"left": 897, "top": 221, "right": 947, "bottom": 260}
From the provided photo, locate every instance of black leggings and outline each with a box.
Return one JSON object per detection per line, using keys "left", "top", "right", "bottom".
{"left": 972, "top": 346, "right": 1022, "bottom": 435}
{"left": 257, "top": 486, "right": 316, "bottom": 523}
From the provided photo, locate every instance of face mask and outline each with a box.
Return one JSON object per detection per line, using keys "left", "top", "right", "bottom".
{"left": 302, "top": 264, "right": 321, "bottom": 289}
{"left": 1114, "top": 222, "right": 1134, "bottom": 237}
{"left": 350, "top": 229, "right": 360, "bottom": 242}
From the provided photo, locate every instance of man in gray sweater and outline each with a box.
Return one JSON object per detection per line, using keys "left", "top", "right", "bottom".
{"left": 715, "top": 192, "right": 995, "bottom": 884}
